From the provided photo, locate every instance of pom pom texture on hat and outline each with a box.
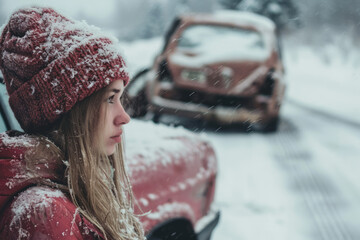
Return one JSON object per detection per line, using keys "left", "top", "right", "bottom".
{"left": 0, "top": 7, "right": 129, "bottom": 132}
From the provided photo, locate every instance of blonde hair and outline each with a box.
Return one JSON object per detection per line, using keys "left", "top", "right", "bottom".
{"left": 28, "top": 87, "right": 144, "bottom": 240}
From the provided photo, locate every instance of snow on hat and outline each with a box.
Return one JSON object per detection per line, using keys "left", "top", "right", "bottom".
{"left": 0, "top": 7, "right": 129, "bottom": 132}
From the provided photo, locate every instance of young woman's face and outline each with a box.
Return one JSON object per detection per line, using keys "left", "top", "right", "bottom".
{"left": 97, "top": 79, "right": 130, "bottom": 155}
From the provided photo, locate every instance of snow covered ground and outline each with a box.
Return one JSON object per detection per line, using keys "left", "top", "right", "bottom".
{"left": 209, "top": 101, "right": 360, "bottom": 240}
{"left": 209, "top": 42, "right": 360, "bottom": 239}
{"left": 122, "top": 37, "right": 360, "bottom": 240}
{"left": 1, "top": 2, "right": 359, "bottom": 239}
{"left": 284, "top": 44, "right": 360, "bottom": 125}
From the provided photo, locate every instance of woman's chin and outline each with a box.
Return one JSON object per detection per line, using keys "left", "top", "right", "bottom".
{"left": 105, "top": 145, "right": 116, "bottom": 156}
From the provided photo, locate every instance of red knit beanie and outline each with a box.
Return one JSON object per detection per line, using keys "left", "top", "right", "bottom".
{"left": 0, "top": 7, "right": 130, "bottom": 133}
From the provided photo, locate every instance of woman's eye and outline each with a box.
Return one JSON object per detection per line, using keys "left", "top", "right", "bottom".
{"left": 107, "top": 95, "right": 115, "bottom": 103}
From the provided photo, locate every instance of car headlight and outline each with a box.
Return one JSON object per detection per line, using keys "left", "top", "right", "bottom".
{"left": 181, "top": 70, "right": 207, "bottom": 83}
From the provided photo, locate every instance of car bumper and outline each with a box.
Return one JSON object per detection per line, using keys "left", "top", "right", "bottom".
{"left": 195, "top": 209, "right": 221, "bottom": 240}
{"left": 150, "top": 95, "right": 268, "bottom": 124}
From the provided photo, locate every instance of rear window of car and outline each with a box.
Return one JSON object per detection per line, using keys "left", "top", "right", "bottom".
{"left": 177, "top": 24, "right": 267, "bottom": 60}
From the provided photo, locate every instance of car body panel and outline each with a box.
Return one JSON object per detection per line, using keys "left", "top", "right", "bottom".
{"left": 124, "top": 120, "right": 218, "bottom": 233}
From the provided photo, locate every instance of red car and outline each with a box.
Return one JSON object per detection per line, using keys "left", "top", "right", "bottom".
{"left": 126, "top": 10, "right": 286, "bottom": 132}
{"left": 0, "top": 79, "right": 220, "bottom": 240}
{"left": 126, "top": 120, "right": 219, "bottom": 239}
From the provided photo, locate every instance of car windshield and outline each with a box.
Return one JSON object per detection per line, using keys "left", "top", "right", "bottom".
{"left": 176, "top": 24, "right": 267, "bottom": 63}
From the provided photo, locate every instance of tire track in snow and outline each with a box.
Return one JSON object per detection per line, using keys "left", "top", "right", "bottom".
{"left": 271, "top": 124, "right": 354, "bottom": 240}
{"left": 286, "top": 98, "right": 360, "bottom": 130}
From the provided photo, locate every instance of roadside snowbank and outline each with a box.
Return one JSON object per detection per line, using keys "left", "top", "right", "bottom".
{"left": 283, "top": 44, "right": 360, "bottom": 124}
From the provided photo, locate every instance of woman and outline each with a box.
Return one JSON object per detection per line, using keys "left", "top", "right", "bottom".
{"left": 0, "top": 7, "right": 145, "bottom": 240}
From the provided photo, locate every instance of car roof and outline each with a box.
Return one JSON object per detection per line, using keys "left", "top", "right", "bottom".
{"left": 178, "top": 10, "right": 276, "bottom": 33}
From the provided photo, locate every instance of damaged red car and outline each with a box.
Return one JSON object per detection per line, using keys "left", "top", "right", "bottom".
{"left": 126, "top": 10, "right": 286, "bottom": 132}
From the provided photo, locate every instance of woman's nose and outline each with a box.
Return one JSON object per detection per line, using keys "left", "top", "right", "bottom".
{"left": 114, "top": 105, "right": 131, "bottom": 126}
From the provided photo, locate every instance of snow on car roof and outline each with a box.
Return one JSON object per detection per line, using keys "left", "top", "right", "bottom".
{"left": 214, "top": 10, "right": 275, "bottom": 31}
{"left": 185, "top": 10, "right": 275, "bottom": 33}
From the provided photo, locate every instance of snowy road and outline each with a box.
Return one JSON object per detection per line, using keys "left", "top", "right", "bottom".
{"left": 120, "top": 37, "right": 360, "bottom": 240}
{"left": 209, "top": 100, "right": 360, "bottom": 240}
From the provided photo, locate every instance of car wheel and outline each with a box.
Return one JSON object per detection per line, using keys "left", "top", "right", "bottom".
{"left": 146, "top": 218, "right": 197, "bottom": 240}
{"left": 125, "top": 69, "right": 150, "bottom": 118}
{"left": 152, "top": 112, "right": 161, "bottom": 123}
{"left": 262, "top": 116, "right": 280, "bottom": 133}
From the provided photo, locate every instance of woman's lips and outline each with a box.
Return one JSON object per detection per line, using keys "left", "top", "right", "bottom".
{"left": 110, "top": 135, "right": 122, "bottom": 143}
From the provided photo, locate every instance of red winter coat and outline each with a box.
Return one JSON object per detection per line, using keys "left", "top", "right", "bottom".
{"left": 0, "top": 131, "right": 104, "bottom": 239}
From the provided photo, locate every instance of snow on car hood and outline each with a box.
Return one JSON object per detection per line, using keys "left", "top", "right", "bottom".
{"left": 124, "top": 119, "right": 209, "bottom": 166}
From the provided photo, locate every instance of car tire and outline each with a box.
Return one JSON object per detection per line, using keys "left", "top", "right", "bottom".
{"left": 152, "top": 112, "right": 161, "bottom": 123}
{"left": 146, "top": 218, "right": 197, "bottom": 240}
{"left": 262, "top": 116, "right": 280, "bottom": 133}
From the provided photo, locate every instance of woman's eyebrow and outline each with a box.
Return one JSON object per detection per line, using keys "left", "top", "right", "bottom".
{"left": 109, "top": 89, "right": 121, "bottom": 93}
